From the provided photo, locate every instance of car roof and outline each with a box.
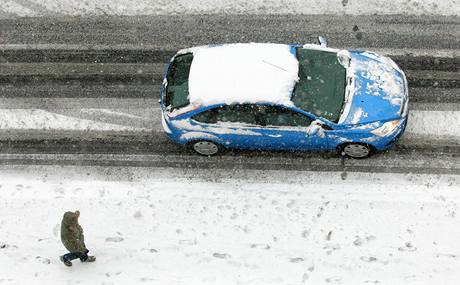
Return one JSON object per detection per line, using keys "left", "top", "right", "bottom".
{"left": 185, "top": 43, "right": 299, "bottom": 107}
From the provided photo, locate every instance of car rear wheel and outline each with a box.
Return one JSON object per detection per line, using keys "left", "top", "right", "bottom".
{"left": 190, "top": 140, "right": 222, "bottom": 156}
{"left": 340, "top": 143, "right": 372, "bottom": 158}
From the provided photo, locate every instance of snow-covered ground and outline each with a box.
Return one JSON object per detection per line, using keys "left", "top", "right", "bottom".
{"left": 0, "top": 109, "right": 150, "bottom": 131}
{"left": 0, "top": 0, "right": 458, "bottom": 17}
{"left": 0, "top": 165, "right": 459, "bottom": 284}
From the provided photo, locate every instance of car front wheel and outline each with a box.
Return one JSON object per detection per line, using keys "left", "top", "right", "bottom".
{"left": 340, "top": 143, "right": 372, "bottom": 158}
{"left": 190, "top": 140, "right": 222, "bottom": 156}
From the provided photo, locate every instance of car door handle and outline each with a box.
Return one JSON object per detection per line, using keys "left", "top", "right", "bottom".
{"left": 268, "top": 134, "right": 282, "bottom": 138}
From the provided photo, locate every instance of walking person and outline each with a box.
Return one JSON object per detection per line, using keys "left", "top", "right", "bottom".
{"left": 59, "top": 210, "right": 96, "bottom": 266}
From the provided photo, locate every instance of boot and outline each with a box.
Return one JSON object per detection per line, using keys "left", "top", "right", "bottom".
{"left": 60, "top": 256, "right": 72, "bottom": 267}
{"left": 84, "top": 256, "right": 96, "bottom": 262}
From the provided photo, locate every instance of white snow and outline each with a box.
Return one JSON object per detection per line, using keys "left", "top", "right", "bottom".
{"left": 302, "top": 44, "right": 339, "bottom": 54}
{"left": 1, "top": 0, "right": 36, "bottom": 17}
{"left": 0, "top": 165, "right": 460, "bottom": 284}
{"left": 173, "top": 119, "right": 263, "bottom": 136}
{"left": 0, "top": 109, "right": 149, "bottom": 131}
{"left": 188, "top": 43, "right": 299, "bottom": 107}
{"left": 354, "top": 58, "right": 406, "bottom": 108}
{"left": 80, "top": 109, "right": 147, "bottom": 121}
{"left": 161, "top": 114, "right": 172, "bottom": 134}
{"left": 404, "top": 110, "right": 460, "bottom": 141}
{"left": 339, "top": 51, "right": 408, "bottom": 124}
{"left": 179, "top": 131, "right": 219, "bottom": 141}
{"left": 350, "top": 107, "right": 368, "bottom": 124}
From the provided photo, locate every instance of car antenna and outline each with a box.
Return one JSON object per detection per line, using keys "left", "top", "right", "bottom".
{"left": 261, "top": 60, "right": 288, "bottom": 72}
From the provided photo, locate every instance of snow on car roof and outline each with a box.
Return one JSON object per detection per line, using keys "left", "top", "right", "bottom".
{"left": 187, "top": 43, "right": 299, "bottom": 106}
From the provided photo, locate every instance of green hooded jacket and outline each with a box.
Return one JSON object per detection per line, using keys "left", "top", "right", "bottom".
{"left": 60, "top": 211, "right": 88, "bottom": 253}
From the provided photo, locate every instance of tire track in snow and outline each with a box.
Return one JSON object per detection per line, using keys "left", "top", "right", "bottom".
{"left": 0, "top": 62, "right": 458, "bottom": 88}
{"left": 0, "top": 150, "right": 457, "bottom": 175}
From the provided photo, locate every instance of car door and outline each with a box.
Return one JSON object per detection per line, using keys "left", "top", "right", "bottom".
{"left": 190, "top": 104, "right": 265, "bottom": 149}
{"left": 254, "top": 105, "right": 329, "bottom": 151}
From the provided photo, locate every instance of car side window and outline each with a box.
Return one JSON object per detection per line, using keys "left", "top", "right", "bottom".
{"left": 192, "top": 108, "right": 218, "bottom": 124}
{"left": 192, "top": 104, "right": 258, "bottom": 125}
{"left": 215, "top": 104, "right": 258, "bottom": 125}
{"left": 260, "top": 106, "right": 312, "bottom": 127}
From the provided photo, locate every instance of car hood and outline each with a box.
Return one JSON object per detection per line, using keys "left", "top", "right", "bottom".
{"left": 339, "top": 51, "right": 408, "bottom": 125}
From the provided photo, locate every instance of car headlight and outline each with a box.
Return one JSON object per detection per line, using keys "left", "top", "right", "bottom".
{"left": 370, "top": 120, "right": 401, "bottom": 137}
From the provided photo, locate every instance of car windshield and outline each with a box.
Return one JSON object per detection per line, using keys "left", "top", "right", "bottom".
{"left": 165, "top": 53, "right": 193, "bottom": 110}
{"left": 291, "top": 47, "right": 346, "bottom": 122}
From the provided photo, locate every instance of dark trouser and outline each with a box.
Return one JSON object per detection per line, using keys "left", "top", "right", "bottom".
{"left": 62, "top": 251, "right": 88, "bottom": 262}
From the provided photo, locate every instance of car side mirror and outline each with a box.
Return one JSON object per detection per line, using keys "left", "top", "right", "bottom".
{"left": 306, "top": 121, "right": 321, "bottom": 135}
{"left": 306, "top": 120, "right": 330, "bottom": 136}
{"left": 318, "top": 36, "right": 328, "bottom": 47}
{"left": 163, "top": 63, "right": 170, "bottom": 75}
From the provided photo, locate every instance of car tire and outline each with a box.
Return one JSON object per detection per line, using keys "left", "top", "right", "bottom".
{"left": 189, "top": 140, "right": 223, "bottom": 156}
{"left": 340, "top": 143, "right": 373, "bottom": 159}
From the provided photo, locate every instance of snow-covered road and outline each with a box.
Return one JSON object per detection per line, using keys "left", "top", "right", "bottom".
{"left": 0, "top": 104, "right": 458, "bottom": 143}
{"left": 0, "top": 166, "right": 459, "bottom": 284}
{"left": 1, "top": 0, "right": 458, "bottom": 17}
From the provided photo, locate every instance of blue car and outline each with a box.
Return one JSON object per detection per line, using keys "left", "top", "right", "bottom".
{"left": 160, "top": 40, "right": 408, "bottom": 158}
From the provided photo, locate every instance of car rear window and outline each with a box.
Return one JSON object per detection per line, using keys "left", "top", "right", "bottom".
{"left": 165, "top": 53, "right": 193, "bottom": 110}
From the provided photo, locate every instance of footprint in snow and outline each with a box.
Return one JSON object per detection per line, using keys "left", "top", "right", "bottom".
{"left": 360, "top": 256, "right": 377, "bottom": 262}
{"left": 398, "top": 242, "right": 417, "bottom": 252}
{"left": 105, "top": 271, "right": 122, "bottom": 277}
{"left": 301, "top": 229, "right": 310, "bottom": 238}
{"left": 354, "top": 235, "right": 376, "bottom": 246}
{"left": 179, "top": 239, "right": 197, "bottom": 245}
{"left": 213, "top": 253, "right": 231, "bottom": 259}
{"left": 286, "top": 200, "right": 296, "bottom": 208}
{"left": 325, "top": 276, "right": 343, "bottom": 284}
{"left": 106, "top": 237, "right": 124, "bottom": 243}
{"left": 35, "top": 256, "right": 50, "bottom": 264}
{"left": 73, "top": 187, "right": 83, "bottom": 194}
{"left": 141, "top": 248, "right": 158, "bottom": 253}
{"left": 1, "top": 243, "right": 17, "bottom": 249}
{"left": 326, "top": 231, "right": 333, "bottom": 240}
{"left": 302, "top": 272, "right": 309, "bottom": 283}
{"left": 436, "top": 253, "right": 456, "bottom": 258}
{"left": 37, "top": 238, "right": 52, "bottom": 242}
{"left": 353, "top": 237, "right": 364, "bottom": 246}
{"left": 133, "top": 211, "right": 142, "bottom": 219}
{"left": 289, "top": 257, "right": 304, "bottom": 263}
{"left": 250, "top": 244, "right": 270, "bottom": 250}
